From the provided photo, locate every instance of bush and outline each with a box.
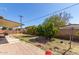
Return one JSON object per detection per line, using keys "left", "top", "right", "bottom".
{"left": 25, "top": 26, "right": 37, "bottom": 35}
{"left": 37, "top": 22, "right": 59, "bottom": 40}
{"left": 60, "top": 41, "right": 63, "bottom": 43}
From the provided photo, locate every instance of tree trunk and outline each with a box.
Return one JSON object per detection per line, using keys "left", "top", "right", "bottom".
{"left": 62, "top": 28, "right": 73, "bottom": 55}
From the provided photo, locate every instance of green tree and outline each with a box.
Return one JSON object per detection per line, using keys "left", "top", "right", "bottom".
{"left": 25, "top": 25, "right": 37, "bottom": 35}
{"left": 2, "top": 27, "right": 7, "bottom": 30}
{"left": 37, "top": 12, "right": 71, "bottom": 40}
{"left": 24, "top": 12, "right": 71, "bottom": 40}
{"left": 43, "top": 12, "right": 71, "bottom": 28}
{"left": 37, "top": 21, "right": 59, "bottom": 40}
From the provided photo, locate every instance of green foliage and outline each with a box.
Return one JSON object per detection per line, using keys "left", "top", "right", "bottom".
{"left": 25, "top": 26, "right": 37, "bottom": 35}
{"left": 2, "top": 27, "right": 7, "bottom": 30}
{"left": 43, "top": 12, "right": 71, "bottom": 28}
{"left": 15, "top": 28, "right": 21, "bottom": 31}
{"left": 8, "top": 28, "right": 12, "bottom": 30}
{"left": 37, "top": 21, "right": 59, "bottom": 39}
{"left": 25, "top": 12, "right": 71, "bottom": 40}
{"left": 36, "top": 25, "right": 44, "bottom": 36}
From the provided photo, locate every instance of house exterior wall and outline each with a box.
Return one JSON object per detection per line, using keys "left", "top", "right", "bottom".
{"left": 56, "top": 29, "right": 79, "bottom": 41}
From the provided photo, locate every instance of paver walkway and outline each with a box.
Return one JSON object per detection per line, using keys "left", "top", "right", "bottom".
{"left": 0, "top": 42, "right": 44, "bottom": 55}
{"left": 5, "top": 35, "right": 20, "bottom": 43}
{"left": 0, "top": 35, "right": 44, "bottom": 55}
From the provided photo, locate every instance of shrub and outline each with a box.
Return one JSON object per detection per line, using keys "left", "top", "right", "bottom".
{"left": 25, "top": 26, "right": 37, "bottom": 35}
{"left": 60, "top": 41, "right": 63, "bottom": 43}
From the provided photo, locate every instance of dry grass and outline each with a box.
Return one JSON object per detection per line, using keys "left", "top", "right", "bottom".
{"left": 13, "top": 34, "right": 79, "bottom": 55}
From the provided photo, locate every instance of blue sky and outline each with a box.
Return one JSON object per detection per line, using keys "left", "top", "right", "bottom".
{"left": 0, "top": 3, "right": 79, "bottom": 27}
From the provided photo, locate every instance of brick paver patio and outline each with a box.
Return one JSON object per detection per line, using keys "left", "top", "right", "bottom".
{"left": 0, "top": 35, "right": 44, "bottom": 55}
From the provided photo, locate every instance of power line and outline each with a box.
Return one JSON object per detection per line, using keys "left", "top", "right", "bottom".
{"left": 26, "top": 3, "right": 79, "bottom": 23}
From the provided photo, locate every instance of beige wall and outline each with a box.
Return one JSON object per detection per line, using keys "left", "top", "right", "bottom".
{"left": 56, "top": 29, "right": 79, "bottom": 40}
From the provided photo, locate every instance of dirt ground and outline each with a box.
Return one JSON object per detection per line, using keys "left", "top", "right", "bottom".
{"left": 13, "top": 34, "right": 79, "bottom": 55}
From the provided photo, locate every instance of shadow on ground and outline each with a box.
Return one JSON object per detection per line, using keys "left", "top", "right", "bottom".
{"left": 22, "top": 35, "right": 35, "bottom": 37}
{"left": 0, "top": 36, "right": 8, "bottom": 44}
{"left": 29, "top": 36, "right": 52, "bottom": 44}
{"left": 56, "top": 35, "right": 79, "bottom": 43}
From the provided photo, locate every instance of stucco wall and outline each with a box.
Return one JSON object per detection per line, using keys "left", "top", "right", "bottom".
{"left": 56, "top": 29, "right": 79, "bottom": 41}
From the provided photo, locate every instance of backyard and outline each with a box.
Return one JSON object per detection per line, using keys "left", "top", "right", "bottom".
{"left": 13, "top": 34, "right": 79, "bottom": 55}
{"left": 0, "top": 3, "right": 79, "bottom": 55}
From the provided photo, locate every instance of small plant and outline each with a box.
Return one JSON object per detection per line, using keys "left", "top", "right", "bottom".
{"left": 60, "top": 41, "right": 63, "bottom": 43}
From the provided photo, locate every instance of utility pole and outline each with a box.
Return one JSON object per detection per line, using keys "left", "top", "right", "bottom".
{"left": 19, "top": 15, "right": 23, "bottom": 33}
{"left": 70, "top": 27, "right": 73, "bottom": 49}
{"left": 19, "top": 15, "right": 23, "bottom": 29}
